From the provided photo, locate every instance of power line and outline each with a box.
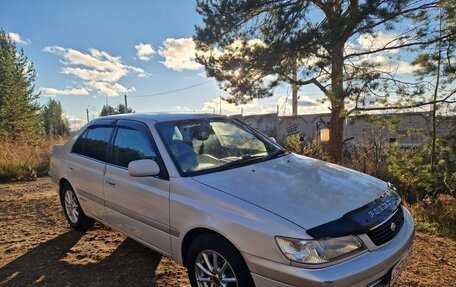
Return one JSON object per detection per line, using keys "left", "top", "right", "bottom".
{"left": 129, "top": 79, "right": 214, "bottom": 98}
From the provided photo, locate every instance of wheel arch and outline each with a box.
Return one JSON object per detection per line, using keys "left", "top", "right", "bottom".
{"left": 181, "top": 227, "right": 240, "bottom": 267}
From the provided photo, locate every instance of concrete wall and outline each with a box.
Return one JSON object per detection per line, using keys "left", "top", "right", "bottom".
{"left": 239, "top": 113, "right": 279, "bottom": 138}
{"left": 236, "top": 112, "right": 455, "bottom": 147}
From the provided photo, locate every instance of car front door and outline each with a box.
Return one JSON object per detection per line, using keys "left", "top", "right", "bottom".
{"left": 67, "top": 123, "right": 114, "bottom": 219}
{"left": 103, "top": 120, "right": 172, "bottom": 255}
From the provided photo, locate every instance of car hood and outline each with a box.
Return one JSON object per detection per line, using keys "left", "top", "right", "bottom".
{"left": 193, "top": 153, "right": 388, "bottom": 230}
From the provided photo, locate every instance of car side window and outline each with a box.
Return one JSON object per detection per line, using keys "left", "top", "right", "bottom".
{"left": 81, "top": 127, "right": 113, "bottom": 161}
{"left": 72, "top": 130, "right": 88, "bottom": 154}
{"left": 111, "top": 127, "right": 157, "bottom": 168}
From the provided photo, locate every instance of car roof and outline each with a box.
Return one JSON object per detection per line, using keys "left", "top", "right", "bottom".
{"left": 92, "top": 112, "right": 226, "bottom": 124}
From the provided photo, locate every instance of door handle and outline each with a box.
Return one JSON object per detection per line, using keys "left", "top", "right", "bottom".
{"left": 105, "top": 180, "right": 116, "bottom": 187}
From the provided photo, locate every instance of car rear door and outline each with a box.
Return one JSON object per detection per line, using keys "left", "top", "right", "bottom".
{"left": 67, "top": 123, "right": 114, "bottom": 219}
{"left": 103, "top": 120, "right": 172, "bottom": 255}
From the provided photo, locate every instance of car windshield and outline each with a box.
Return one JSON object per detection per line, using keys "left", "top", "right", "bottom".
{"left": 156, "top": 117, "right": 285, "bottom": 176}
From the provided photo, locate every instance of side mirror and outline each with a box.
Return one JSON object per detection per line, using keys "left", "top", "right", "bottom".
{"left": 128, "top": 159, "right": 160, "bottom": 177}
{"left": 269, "top": 136, "right": 277, "bottom": 143}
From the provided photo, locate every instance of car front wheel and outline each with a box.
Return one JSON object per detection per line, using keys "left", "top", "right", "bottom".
{"left": 187, "top": 233, "right": 255, "bottom": 287}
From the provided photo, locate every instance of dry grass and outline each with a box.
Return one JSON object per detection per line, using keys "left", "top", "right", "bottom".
{"left": 0, "top": 137, "right": 69, "bottom": 182}
{"left": 408, "top": 194, "right": 456, "bottom": 239}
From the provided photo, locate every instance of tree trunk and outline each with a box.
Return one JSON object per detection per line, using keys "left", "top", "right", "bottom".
{"left": 431, "top": 12, "right": 443, "bottom": 170}
{"left": 292, "top": 62, "right": 298, "bottom": 116}
{"left": 329, "top": 43, "right": 346, "bottom": 163}
{"left": 329, "top": 100, "right": 345, "bottom": 162}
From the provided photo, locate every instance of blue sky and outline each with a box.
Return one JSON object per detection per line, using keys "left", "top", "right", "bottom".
{"left": 1, "top": 0, "right": 417, "bottom": 129}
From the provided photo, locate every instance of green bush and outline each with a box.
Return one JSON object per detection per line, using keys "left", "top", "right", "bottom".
{"left": 387, "top": 138, "right": 455, "bottom": 201}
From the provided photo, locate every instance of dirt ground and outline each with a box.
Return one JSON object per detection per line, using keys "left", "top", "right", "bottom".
{"left": 0, "top": 178, "right": 455, "bottom": 287}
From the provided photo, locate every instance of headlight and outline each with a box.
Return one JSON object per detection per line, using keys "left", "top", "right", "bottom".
{"left": 275, "top": 235, "right": 365, "bottom": 265}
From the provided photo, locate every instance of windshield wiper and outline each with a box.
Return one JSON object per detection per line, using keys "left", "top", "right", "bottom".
{"left": 216, "top": 150, "right": 288, "bottom": 172}
{"left": 264, "top": 149, "right": 288, "bottom": 160}
{"left": 216, "top": 154, "right": 267, "bottom": 171}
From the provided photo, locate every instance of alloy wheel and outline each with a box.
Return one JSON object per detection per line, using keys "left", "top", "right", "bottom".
{"left": 64, "top": 190, "right": 79, "bottom": 224}
{"left": 195, "top": 250, "right": 238, "bottom": 287}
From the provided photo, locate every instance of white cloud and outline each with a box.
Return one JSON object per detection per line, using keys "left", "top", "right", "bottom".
{"left": 352, "top": 55, "right": 415, "bottom": 75}
{"left": 8, "top": 32, "right": 31, "bottom": 45}
{"left": 371, "top": 55, "right": 415, "bottom": 74}
{"left": 276, "top": 95, "right": 330, "bottom": 115}
{"left": 174, "top": 105, "right": 192, "bottom": 111}
{"left": 357, "top": 31, "right": 403, "bottom": 53}
{"left": 344, "top": 32, "right": 414, "bottom": 75}
{"left": 202, "top": 97, "right": 263, "bottom": 114}
{"left": 135, "top": 43, "right": 156, "bottom": 61}
{"left": 40, "top": 87, "right": 89, "bottom": 96}
{"left": 43, "top": 46, "right": 147, "bottom": 96}
{"left": 61, "top": 67, "right": 127, "bottom": 82}
{"left": 201, "top": 94, "right": 328, "bottom": 115}
{"left": 85, "top": 81, "right": 135, "bottom": 97}
{"left": 63, "top": 113, "right": 87, "bottom": 131}
{"left": 158, "top": 38, "right": 202, "bottom": 71}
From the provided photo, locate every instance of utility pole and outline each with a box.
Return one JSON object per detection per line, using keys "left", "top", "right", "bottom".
{"left": 86, "top": 108, "right": 90, "bottom": 123}
{"left": 219, "top": 92, "right": 222, "bottom": 114}
{"left": 124, "top": 87, "right": 132, "bottom": 111}
{"left": 292, "top": 60, "right": 298, "bottom": 116}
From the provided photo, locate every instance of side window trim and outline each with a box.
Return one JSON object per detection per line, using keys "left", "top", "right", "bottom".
{"left": 105, "top": 126, "right": 119, "bottom": 167}
{"left": 108, "top": 120, "right": 169, "bottom": 181}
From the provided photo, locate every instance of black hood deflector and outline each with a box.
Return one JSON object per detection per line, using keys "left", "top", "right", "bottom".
{"left": 307, "top": 189, "right": 401, "bottom": 239}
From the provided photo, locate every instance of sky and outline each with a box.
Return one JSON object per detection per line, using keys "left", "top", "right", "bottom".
{"left": 1, "top": 0, "right": 418, "bottom": 129}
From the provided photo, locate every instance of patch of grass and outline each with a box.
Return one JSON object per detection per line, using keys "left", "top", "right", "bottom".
{"left": 414, "top": 218, "right": 444, "bottom": 234}
{"left": 0, "top": 137, "right": 68, "bottom": 182}
{"left": 407, "top": 194, "right": 456, "bottom": 239}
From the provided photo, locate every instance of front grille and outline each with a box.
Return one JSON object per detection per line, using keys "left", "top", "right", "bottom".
{"left": 367, "top": 206, "right": 404, "bottom": 246}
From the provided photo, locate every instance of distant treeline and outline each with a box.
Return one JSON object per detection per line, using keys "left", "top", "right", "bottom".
{"left": 0, "top": 30, "right": 69, "bottom": 141}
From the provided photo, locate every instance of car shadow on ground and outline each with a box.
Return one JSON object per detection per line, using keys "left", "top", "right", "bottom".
{"left": 0, "top": 230, "right": 162, "bottom": 286}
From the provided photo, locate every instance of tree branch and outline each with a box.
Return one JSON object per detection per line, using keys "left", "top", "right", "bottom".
{"left": 351, "top": 2, "right": 438, "bottom": 36}
{"left": 286, "top": 75, "right": 330, "bottom": 96}
{"left": 344, "top": 33, "right": 454, "bottom": 59}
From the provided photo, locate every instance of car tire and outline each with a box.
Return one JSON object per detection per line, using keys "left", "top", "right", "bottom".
{"left": 187, "top": 233, "right": 255, "bottom": 287}
{"left": 61, "top": 184, "right": 94, "bottom": 231}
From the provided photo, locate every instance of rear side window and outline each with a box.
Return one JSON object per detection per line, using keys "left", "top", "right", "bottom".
{"left": 72, "top": 130, "right": 87, "bottom": 155}
{"left": 81, "top": 127, "right": 113, "bottom": 161}
{"left": 111, "top": 128, "right": 156, "bottom": 168}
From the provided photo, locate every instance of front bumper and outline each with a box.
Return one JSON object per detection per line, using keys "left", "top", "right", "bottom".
{"left": 244, "top": 208, "right": 415, "bottom": 287}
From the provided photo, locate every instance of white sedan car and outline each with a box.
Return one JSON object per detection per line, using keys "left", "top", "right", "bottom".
{"left": 49, "top": 113, "right": 414, "bottom": 287}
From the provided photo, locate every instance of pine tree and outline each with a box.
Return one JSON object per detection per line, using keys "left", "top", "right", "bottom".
{"left": 41, "top": 98, "right": 70, "bottom": 136}
{"left": 413, "top": 0, "right": 456, "bottom": 171}
{"left": 0, "top": 29, "right": 40, "bottom": 141}
{"left": 116, "top": 103, "right": 133, "bottom": 114}
{"left": 100, "top": 105, "right": 117, "bottom": 116}
{"left": 100, "top": 104, "right": 133, "bottom": 116}
{"left": 195, "top": 0, "right": 450, "bottom": 162}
